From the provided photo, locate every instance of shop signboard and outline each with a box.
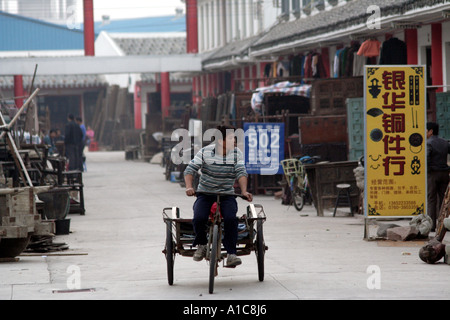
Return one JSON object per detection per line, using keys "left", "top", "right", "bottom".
{"left": 364, "top": 66, "right": 427, "bottom": 219}
{"left": 244, "top": 122, "right": 284, "bottom": 175}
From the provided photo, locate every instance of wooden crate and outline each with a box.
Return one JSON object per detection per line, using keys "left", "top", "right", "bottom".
{"left": 310, "top": 77, "right": 363, "bottom": 116}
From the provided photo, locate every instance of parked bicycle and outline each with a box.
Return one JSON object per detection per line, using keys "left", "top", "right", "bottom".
{"left": 281, "top": 158, "right": 306, "bottom": 211}
{"left": 281, "top": 156, "right": 320, "bottom": 211}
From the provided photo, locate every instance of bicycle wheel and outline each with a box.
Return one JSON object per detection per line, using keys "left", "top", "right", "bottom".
{"left": 165, "top": 221, "right": 175, "bottom": 285}
{"left": 256, "top": 219, "right": 265, "bottom": 282}
{"left": 293, "top": 186, "right": 304, "bottom": 211}
{"left": 209, "top": 224, "right": 219, "bottom": 294}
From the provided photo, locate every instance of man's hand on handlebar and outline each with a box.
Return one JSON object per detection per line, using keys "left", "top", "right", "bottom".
{"left": 241, "top": 191, "right": 253, "bottom": 202}
{"left": 186, "top": 187, "right": 196, "bottom": 197}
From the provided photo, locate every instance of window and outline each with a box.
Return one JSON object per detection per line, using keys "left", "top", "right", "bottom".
{"left": 302, "top": 0, "right": 312, "bottom": 15}
{"left": 292, "top": 0, "right": 300, "bottom": 15}
{"left": 281, "top": 0, "right": 290, "bottom": 17}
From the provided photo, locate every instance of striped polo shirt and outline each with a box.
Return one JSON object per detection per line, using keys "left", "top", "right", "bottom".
{"left": 184, "top": 144, "right": 248, "bottom": 193}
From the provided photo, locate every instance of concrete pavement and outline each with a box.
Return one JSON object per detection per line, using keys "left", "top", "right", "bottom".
{"left": 1, "top": 151, "right": 449, "bottom": 300}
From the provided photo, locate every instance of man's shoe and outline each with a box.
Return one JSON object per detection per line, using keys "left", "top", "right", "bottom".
{"left": 226, "top": 254, "right": 242, "bottom": 267}
{"left": 193, "top": 245, "right": 206, "bottom": 261}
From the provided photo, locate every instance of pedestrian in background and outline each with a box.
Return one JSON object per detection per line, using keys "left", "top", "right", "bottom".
{"left": 426, "top": 122, "right": 450, "bottom": 231}
{"left": 64, "top": 114, "right": 83, "bottom": 171}
{"left": 76, "top": 116, "right": 86, "bottom": 171}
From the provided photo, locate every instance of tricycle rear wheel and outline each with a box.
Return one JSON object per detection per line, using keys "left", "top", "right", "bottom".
{"left": 165, "top": 221, "right": 175, "bottom": 285}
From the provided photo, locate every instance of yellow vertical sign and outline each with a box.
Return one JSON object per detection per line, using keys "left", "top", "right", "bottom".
{"left": 364, "top": 66, "right": 426, "bottom": 218}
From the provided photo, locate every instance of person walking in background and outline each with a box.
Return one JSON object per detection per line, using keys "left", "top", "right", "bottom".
{"left": 64, "top": 114, "right": 83, "bottom": 171}
{"left": 426, "top": 122, "right": 450, "bottom": 231}
{"left": 76, "top": 117, "right": 86, "bottom": 171}
{"left": 86, "top": 125, "right": 94, "bottom": 149}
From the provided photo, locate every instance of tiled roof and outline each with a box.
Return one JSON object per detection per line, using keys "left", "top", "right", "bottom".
{"left": 251, "top": 0, "right": 450, "bottom": 54}
{"left": 202, "top": 35, "right": 260, "bottom": 68}
{"left": 0, "top": 74, "right": 107, "bottom": 89}
{"left": 110, "top": 34, "right": 186, "bottom": 55}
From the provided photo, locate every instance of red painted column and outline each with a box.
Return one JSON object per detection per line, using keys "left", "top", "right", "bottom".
{"left": 431, "top": 23, "right": 443, "bottom": 93}
{"left": 186, "top": 0, "right": 199, "bottom": 54}
{"left": 161, "top": 72, "right": 171, "bottom": 118}
{"left": 13, "top": 75, "right": 24, "bottom": 108}
{"left": 405, "top": 29, "right": 418, "bottom": 65}
{"left": 202, "top": 74, "right": 207, "bottom": 98}
{"left": 212, "top": 73, "right": 218, "bottom": 96}
{"left": 134, "top": 82, "right": 142, "bottom": 129}
{"left": 83, "top": 0, "right": 95, "bottom": 56}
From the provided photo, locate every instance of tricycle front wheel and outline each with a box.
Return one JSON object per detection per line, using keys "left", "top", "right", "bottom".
{"left": 209, "top": 224, "right": 220, "bottom": 294}
{"left": 256, "top": 219, "right": 265, "bottom": 281}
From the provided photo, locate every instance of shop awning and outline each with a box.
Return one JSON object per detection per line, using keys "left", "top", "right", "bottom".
{"left": 251, "top": 81, "right": 311, "bottom": 114}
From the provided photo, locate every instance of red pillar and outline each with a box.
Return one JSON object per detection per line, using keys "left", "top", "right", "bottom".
{"left": 134, "top": 82, "right": 142, "bottom": 129}
{"left": 83, "top": 0, "right": 95, "bottom": 56}
{"left": 161, "top": 72, "right": 171, "bottom": 118}
{"left": 13, "top": 75, "right": 24, "bottom": 108}
{"left": 186, "top": 0, "right": 198, "bottom": 54}
{"left": 202, "top": 74, "right": 207, "bottom": 98}
{"left": 405, "top": 29, "right": 418, "bottom": 65}
{"left": 431, "top": 23, "right": 443, "bottom": 93}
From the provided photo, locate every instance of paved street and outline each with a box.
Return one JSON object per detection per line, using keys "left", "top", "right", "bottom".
{"left": 0, "top": 151, "right": 449, "bottom": 301}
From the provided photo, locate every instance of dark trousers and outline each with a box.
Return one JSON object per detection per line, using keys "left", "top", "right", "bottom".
{"left": 65, "top": 144, "right": 79, "bottom": 171}
{"left": 192, "top": 194, "right": 238, "bottom": 254}
{"left": 78, "top": 142, "right": 85, "bottom": 171}
{"left": 427, "top": 170, "right": 450, "bottom": 229}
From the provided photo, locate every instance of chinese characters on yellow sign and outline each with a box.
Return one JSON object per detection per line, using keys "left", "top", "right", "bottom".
{"left": 365, "top": 66, "right": 426, "bottom": 218}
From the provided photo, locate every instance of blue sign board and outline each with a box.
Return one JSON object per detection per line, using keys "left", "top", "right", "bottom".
{"left": 244, "top": 122, "right": 284, "bottom": 175}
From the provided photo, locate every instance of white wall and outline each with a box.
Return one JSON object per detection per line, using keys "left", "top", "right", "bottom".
{"left": 197, "top": 0, "right": 278, "bottom": 53}
{"left": 417, "top": 24, "right": 431, "bottom": 67}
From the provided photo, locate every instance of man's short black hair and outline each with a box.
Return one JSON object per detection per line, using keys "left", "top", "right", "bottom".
{"left": 76, "top": 117, "right": 82, "bottom": 122}
{"left": 216, "top": 125, "right": 236, "bottom": 140}
{"left": 68, "top": 114, "right": 74, "bottom": 120}
{"left": 426, "top": 122, "right": 439, "bottom": 136}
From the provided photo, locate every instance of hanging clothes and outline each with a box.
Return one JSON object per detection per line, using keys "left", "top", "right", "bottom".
{"left": 304, "top": 53, "right": 313, "bottom": 78}
{"left": 357, "top": 39, "right": 381, "bottom": 58}
{"left": 277, "top": 61, "right": 290, "bottom": 77}
{"left": 312, "top": 53, "right": 327, "bottom": 78}
{"left": 339, "top": 47, "right": 349, "bottom": 77}
{"left": 264, "top": 63, "right": 271, "bottom": 78}
{"left": 379, "top": 37, "right": 407, "bottom": 65}
{"left": 290, "top": 54, "right": 303, "bottom": 76}
{"left": 353, "top": 52, "right": 366, "bottom": 76}
{"left": 344, "top": 42, "right": 360, "bottom": 77}
{"left": 334, "top": 48, "right": 343, "bottom": 78}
